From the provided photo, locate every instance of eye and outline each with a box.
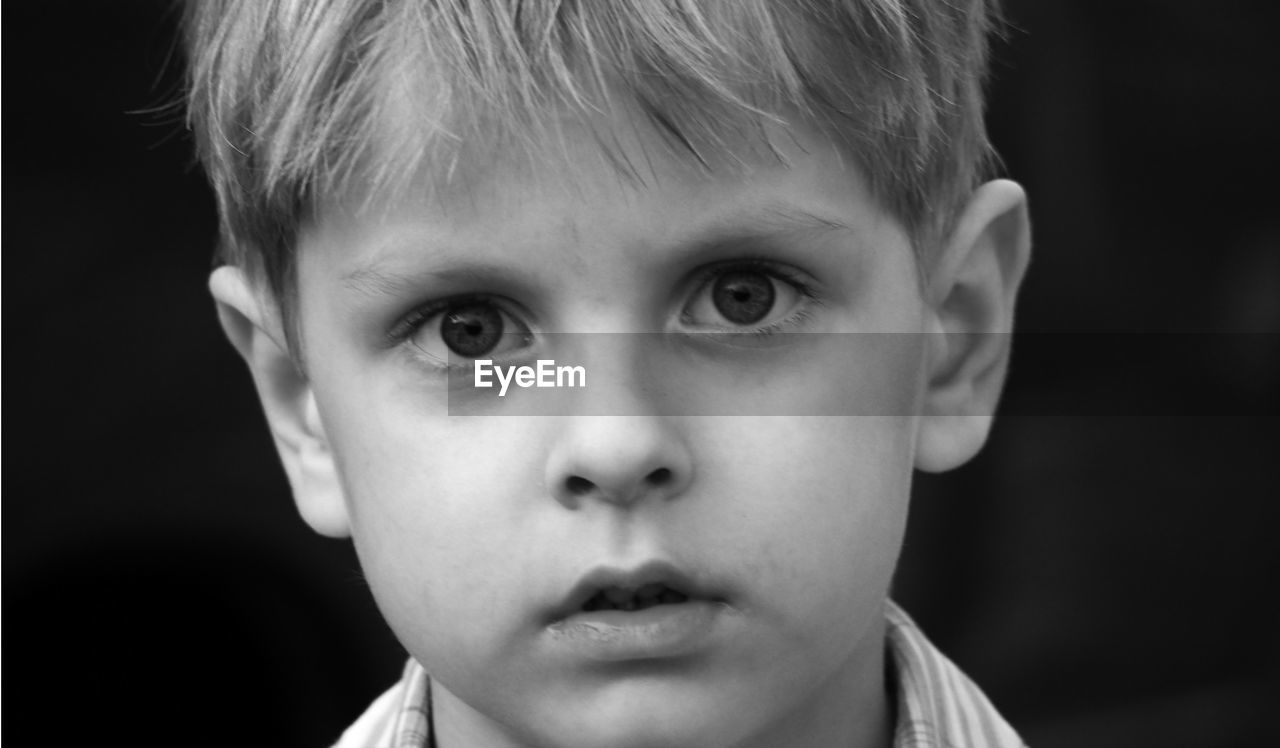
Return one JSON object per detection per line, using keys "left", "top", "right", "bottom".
{"left": 441, "top": 302, "right": 505, "bottom": 357}
{"left": 397, "top": 298, "right": 533, "bottom": 365}
{"left": 681, "top": 263, "right": 810, "bottom": 331}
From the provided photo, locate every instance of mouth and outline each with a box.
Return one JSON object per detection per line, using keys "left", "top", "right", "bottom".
{"left": 547, "top": 561, "right": 732, "bottom": 661}
{"left": 552, "top": 560, "right": 718, "bottom": 622}
{"left": 580, "top": 583, "right": 690, "bottom": 612}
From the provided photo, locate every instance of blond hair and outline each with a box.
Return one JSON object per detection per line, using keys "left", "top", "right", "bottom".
{"left": 184, "top": 0, "right": 1002, "bottom": 334}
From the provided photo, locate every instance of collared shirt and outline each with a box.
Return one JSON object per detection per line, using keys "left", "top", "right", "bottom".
{"left": 334, "top": 601, "right": 1026, "bottom": 748}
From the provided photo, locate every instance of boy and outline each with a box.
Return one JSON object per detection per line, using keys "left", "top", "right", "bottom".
{"left": 184, "top": 0, "right": 1030, "bottom": 745}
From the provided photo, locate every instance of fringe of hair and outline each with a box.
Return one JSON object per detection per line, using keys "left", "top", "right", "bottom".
{"left": 183, "top": 0, "right": 1002, "bottom": 335}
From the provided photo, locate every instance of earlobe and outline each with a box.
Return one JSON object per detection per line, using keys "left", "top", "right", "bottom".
{"left": 294, "top": 392, "right": 353, "bottom": 538}
{"left": 209, "top": 266, "right": 352, "bottom": 537}
{"left": 915, "top": 180, "right": 1031, "bottom": 473}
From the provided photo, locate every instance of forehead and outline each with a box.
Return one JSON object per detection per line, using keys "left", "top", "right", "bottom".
{"left": 315, "top": 101, "right": 892, "bottom": 260}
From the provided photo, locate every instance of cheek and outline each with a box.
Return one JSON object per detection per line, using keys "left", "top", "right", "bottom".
{"left": 700, "top": 335, "right": 922, "bottom": 580}
{"left": 705, "top": 415, "right": 914, "bottom": 612}
{"left": 679, "top": 414, "right": 913, "bottom": 692}
{"left": 321, "top": 386, "right": 546, "bottom": 644}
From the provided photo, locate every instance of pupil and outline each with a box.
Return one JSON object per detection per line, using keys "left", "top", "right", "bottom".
{"left": 712, "top": 271, "right": 774, "bottom": 324}
{"left": 441, "top": 302, "right": 504, "bottom": 357}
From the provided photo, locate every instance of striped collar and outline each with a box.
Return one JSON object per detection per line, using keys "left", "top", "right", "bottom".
{"left": 884, "top": 603, "right": 1025, "bottom": 747}
{"left": 335, "top": 601, "right": 1024, "bottom": 747}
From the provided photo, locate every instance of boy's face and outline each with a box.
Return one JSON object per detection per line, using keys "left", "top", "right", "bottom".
{"left": 295, "top": 118, "right": 931, "bottom": 747}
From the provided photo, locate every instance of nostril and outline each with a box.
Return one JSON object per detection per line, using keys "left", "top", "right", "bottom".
{"left": 565, "top": 476, "right": 594, "bottom": 496}
{"left": 646, "top": 467, "right": 672, "bottom": 486}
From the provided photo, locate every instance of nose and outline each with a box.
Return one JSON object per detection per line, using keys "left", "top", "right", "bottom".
{"left": 545, "top": 415, "right": 693, "bottom": 509}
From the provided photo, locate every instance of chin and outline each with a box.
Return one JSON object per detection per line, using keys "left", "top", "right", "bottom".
{"left": 534, "top": 682, "right": 753, "bottom": 748}
{"left": 550, "top": 718, "right": 724, "bottom": 748}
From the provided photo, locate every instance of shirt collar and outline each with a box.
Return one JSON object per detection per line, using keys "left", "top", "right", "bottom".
{"left": 884, "top": 601, "right": 1025, "bottom": 747}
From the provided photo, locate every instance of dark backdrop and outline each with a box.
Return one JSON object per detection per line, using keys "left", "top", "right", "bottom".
{"left": 5, "top": 2, "right": 1278, "bottom": 746}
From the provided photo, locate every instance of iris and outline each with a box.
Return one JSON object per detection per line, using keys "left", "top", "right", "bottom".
{"left": 711, "top": 270, "right": 775, "bottom": 324}
{"left": 441, "top": 302, "right": 504, "bottom": 357}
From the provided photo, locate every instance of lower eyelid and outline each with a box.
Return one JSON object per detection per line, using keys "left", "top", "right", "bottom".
{"left": 388, "top": 296, "right": 538, "bottom": 375}
{"left": 678, "top": 298, "right": 820, "bottom": 338}
{"left": 402, "top": 333, "right": 538, "bottom": 377}
{"left": 742, "top": 304, "right": 817, "bottom": 335}
{"left": 678, "top": 264, "right": 820, "bottom": 329}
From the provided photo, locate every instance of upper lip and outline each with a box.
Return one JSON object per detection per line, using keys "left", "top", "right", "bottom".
{"left": 550, "top": 560, "right": 719, "bottom": 622}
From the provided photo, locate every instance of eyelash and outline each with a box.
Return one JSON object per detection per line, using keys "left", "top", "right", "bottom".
{"left": 386, "top": 295, "right": 512, "bottom": 345}
{"left": 385, "top": 260, "right": 822, "bottom": 363}
{"left": 681, "top": 259, "right": 821, "bottom": 337}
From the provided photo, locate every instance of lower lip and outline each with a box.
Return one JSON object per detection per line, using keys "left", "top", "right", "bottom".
{"left": 547, "top": 601, "right": 730, "bottom": 662}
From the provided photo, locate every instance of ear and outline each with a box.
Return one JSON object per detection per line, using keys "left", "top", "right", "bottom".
{"left": 209, "top": 266, "right": 351, "bottom": 537}
{"left": 915, "top": 179, "right": 1031, "bottom": 473}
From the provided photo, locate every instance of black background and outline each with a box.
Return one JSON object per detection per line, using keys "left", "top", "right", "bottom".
{"left": 5, "top": 2, "right": 1279, "bottom": 746}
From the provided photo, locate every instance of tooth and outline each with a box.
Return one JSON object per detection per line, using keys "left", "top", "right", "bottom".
{"left": 605, "top": 588, "right": 633, "bottom": 606}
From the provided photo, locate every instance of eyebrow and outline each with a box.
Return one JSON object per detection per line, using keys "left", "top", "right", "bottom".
{"left": 677, "top": 202, "right": 859, "bottom": 263}
{"left": 747, "top": 203, "right": 854, "bottom": 236}
{"left": 339, "top": 201, "right": 856, "bottom": 299}
{"left": 342, "top": 261, "right": 533, "bottom": 301}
